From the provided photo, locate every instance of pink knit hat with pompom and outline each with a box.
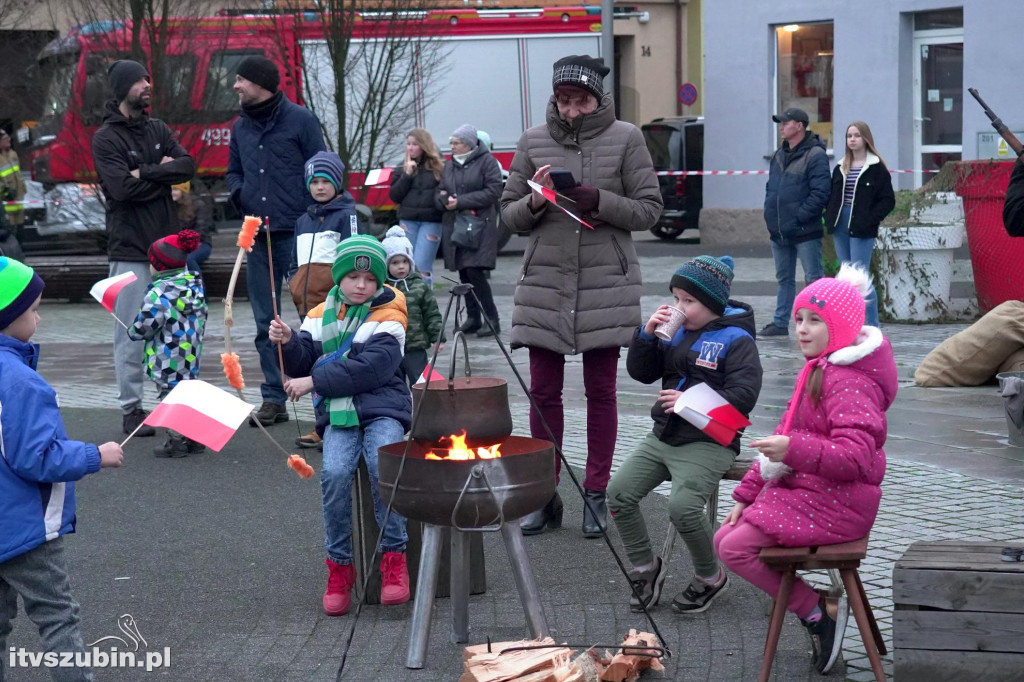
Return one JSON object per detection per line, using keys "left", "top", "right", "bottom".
{"left": 792, "top": 262, "right": 873, "bottom": 356}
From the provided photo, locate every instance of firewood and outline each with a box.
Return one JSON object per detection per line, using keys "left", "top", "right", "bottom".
{"left": 598, "top": 630, "right": 666, "bottom": 682}
{"left": 462, "top": 638, "right": 578, "bottom": 682}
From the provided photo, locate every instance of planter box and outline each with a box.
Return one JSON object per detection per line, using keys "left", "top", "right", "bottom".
{"left": 876, "top": 223, "right": 964, "bottom": 322}
{"left": 912, "top": 191, "right": 964, "bottom": 226}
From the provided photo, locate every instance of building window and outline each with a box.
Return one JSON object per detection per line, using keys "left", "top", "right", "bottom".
{"left": 775, "top": 22, "right": 834, "bottom": 148}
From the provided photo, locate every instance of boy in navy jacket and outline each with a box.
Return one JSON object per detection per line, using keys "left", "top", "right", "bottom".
{"left": 0, "top": 258, "right": 123, "bottom": 681}
{"left": 269, "top": 236, "right": 411, "bottom": 617}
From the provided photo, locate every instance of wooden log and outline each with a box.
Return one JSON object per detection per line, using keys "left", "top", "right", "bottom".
{"left": 598, "top": 630, "right": 665, "bottom": 682}
{"left": 893, "top": 610, "right": 1024, "bottom": 653}
{"left": 894, "top": 649, "right": 1024, "bottom": 682}
{"left": 462, "top": 638, "right": 578, "bottom": 682}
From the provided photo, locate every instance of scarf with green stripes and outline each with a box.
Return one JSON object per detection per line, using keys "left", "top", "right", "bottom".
{"left": 320, "top": 285, "right": 374, "bottom": 427}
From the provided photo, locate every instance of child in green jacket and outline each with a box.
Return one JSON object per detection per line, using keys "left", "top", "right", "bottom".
{"left": 382, "top": 226, "right": 445, "bottom": 385}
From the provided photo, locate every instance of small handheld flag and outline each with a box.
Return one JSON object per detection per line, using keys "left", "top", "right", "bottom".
{"left": 141, "top": 380, "right": 254, "bottom": 452}
{"left": 527, "top": 180, "right": 595, "bottom": 229}
{"left": 89, "top": 272, "right": 137, "bottom": 313}
{"left": 415, "top": 365, "right": 445, "bottom": 386}
{"left": 364, "top": 168, "right": 393, "bottom": 186}
{"left": 673, "top": 382, "right": 751, "bottom": 447}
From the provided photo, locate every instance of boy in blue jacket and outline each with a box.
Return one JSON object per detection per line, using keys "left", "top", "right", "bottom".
{"left": 269, "top": 236, "right": 411, "bottom": 617}
{"left": 0, "top": 258, "right": 123, "bottom": 681}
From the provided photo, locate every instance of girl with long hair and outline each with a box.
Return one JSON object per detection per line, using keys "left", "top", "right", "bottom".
{"left": 389, "top": 128, "right": 445, "bottom": 285}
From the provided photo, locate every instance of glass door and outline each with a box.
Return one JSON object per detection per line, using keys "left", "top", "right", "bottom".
{"left": 912, "top": 32, "right": 963, "bottom": 186}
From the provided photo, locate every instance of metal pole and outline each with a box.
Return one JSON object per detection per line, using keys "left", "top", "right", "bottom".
{"left": 405, "top": 524, "right": 444, "bottom": 669}
{"left": 450, "top": 530, "right": 471, "bottom": 643}
{"left": 500, "top": 522, "right": 550, "bottom": 639}
{"left": 601, "top": 0, "right": 615, "bottom": 97}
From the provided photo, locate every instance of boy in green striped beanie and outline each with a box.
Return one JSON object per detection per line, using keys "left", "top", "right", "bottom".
{"left": 268, "top": 235, "right": 413, "bottom": 616}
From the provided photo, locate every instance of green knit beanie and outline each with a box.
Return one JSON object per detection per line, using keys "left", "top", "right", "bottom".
{"left": 0, "top": 257, "right": 45, "bottom": 330}
{"left": 331, "top": 236, "right": 388, "bottom": 290}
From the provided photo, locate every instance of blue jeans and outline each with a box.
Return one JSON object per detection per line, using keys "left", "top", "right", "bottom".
{"left": 399, "top": 220, "right": 442, "bottom": 285}
{"left": 770, "top": 238, "right": 824, "bottom": 328}
{"left": 186, "top": 241, "right": 212, "bottom": 274}
{"left": 321, "top": 417, "right": 408, "bottom": 565}
{"left": 832, "top": 205, "right": 880, "bottom": 327}
{"left": 246, "top": 234, "right": 294, "bottom": 404}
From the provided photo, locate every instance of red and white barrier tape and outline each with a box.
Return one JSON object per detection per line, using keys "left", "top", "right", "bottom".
{"left": 654, "top": 169, "right": 938, "bottom": 176}
{"left": 2, "top": 200, "right": 45, "bottom": 209}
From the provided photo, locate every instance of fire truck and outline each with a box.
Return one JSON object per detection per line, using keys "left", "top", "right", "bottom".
{"left": 21, "top": 7, "right": 601, "bottom": 247}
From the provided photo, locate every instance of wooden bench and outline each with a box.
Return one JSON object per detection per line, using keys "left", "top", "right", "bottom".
{"left": 893, "top": 540, "right": 1024, "bottom": 682}
{"left": 759, "top": 536, "right": 887, "bottom": 682}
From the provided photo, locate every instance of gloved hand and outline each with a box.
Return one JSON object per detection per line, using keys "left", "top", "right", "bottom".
{"left": 0, "top": 186, "right": 14, "bottom": 202}
{"left": 561, "top": 184, "right": 600, "bottom": 214}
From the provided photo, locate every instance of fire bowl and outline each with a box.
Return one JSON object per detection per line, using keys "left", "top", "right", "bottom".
{"left": 378, "top": 436, "right": 555, "bottom": 529}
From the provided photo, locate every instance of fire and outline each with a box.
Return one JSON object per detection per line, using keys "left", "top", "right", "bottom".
{"left": 426, "top": 431, "right": 503, "bottom": 460}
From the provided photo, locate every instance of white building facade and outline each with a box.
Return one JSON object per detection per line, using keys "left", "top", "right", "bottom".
{"left": 700, "top": 1, "right": 1024, "bottom": 242}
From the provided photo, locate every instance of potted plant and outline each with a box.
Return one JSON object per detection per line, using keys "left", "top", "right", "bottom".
{"left": 873, "top": 165, "right": 966, "bottom": 322}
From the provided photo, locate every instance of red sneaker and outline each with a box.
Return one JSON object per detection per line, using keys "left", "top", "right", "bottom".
{"left": 380, "top": 552, "right": 411, "bottom": 605}
{"left": 323, "top": 558, "right": 356, "bottom": 616}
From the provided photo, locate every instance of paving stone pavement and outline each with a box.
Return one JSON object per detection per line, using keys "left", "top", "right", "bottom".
{"left": 9, "top": 236, "right": 1022, "bottom": 681}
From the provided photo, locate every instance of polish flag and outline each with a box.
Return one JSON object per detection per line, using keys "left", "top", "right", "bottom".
{"left": 415, "top": 365, "right": 445, "bottom": 386}
{"left": 143, "top": 380, "right": 255, "bottom": 452}
{"left": 364, "top": 168, "right": 392, "bottom": 186}
{"left": 527, "top": 180, "right": 594, "bottom": 229}
{"left": 673, "top": 382, "right": 751, "bottom": 447}
{"left": 89, "top": 272, "right": 137, "bottom": 312}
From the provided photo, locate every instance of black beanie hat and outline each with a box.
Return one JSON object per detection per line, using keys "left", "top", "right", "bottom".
{"left": 237, "top": 56, "right": 280, "bottom": 93}
{"left": 552, "top": 55, "right": 610, "bottom": 100}
{"left": 107, "top": 60, "right": 149, "bottom": 103}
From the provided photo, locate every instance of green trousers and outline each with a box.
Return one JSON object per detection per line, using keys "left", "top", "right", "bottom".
{"left": 607, "top": 432, "right": 736, "bottom": 576}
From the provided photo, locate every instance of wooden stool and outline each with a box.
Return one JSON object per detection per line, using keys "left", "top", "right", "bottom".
{"left": 758, "top": 536, "right": 887, "bottom": 682}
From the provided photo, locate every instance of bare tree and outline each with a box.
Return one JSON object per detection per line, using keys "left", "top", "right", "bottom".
{"left": 0, "top": 0, "right": 33, "bottom": 30}
{"left": 278, "top": 0, "right": 448, "bottom": 199}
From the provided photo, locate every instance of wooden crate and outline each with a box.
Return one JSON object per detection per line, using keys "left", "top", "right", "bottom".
{"left": 893, "top": 540, "right": 1024, "bottom": 681}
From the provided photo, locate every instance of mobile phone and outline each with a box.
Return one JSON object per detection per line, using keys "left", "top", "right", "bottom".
{"left": 549, "top": 169, "right": 579, "bottom": 191}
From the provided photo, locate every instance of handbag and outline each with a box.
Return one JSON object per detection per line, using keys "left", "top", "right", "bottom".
{"left": 451, "top": 210, "right": 486, "bottom": 250}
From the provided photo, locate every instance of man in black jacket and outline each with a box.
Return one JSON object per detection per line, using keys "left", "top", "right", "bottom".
{"left": 761, "top": 108, "right": 830, "bottom": 337}
{"left": 1004, "top": 154, "right": 1024, "bottom": 237}
{"left": 92, "top": 59, "right": 195, "bottom": 436}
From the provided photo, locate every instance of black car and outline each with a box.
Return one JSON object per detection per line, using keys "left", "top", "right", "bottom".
{"left": 641, "top": 116, "right": 703, "bottom": 240}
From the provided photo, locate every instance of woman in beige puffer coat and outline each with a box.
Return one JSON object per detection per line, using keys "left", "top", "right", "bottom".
{"left": 500, "top": 54, "right": 662, "bottom": 538}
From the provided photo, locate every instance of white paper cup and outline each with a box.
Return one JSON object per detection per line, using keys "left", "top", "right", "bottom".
{"left": 654, "top": 306, "right": 687, "bottom": 341}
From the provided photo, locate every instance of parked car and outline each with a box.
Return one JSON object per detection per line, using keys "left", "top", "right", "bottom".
{"left": 641, "top": 116, "right": 703, "bottom": 240}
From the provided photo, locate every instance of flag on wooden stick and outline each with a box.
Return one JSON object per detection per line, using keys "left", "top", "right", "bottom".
{"left": 673, "top": 382, "right": 751, "bottom": 447}
{"left": 143, "top": 380, "right": 254, "bottom": 452}
{"left": 527, "top": 180, "right": 594, "bottom": 229}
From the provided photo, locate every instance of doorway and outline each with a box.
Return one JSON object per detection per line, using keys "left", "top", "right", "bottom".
{"left": 912, "top": 19, "right": 963, "bottom": 186}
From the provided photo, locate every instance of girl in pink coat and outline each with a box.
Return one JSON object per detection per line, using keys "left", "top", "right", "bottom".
{"left": 713, "top": 262, "right": 897, "bottom": 674}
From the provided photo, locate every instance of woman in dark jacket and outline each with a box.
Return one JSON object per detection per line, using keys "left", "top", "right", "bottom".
{"left": 389, "top": 128, "right": 445, "bottom": 284}
{"left": 437, "top": 123, "right": 504, "bottom": 337}
{"left": 824, "top": 121, "right": 895, "bottom": 327}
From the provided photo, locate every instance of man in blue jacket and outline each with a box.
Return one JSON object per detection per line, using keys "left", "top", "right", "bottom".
{"left": 227, "top": 56, "right": 326, "bottom": 426}
{"left": 761, "top": 108, "right": 830, "bottom": 337}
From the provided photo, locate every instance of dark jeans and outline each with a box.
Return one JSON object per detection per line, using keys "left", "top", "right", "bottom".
{"left": 528, "top": 345, "right": 620, "bottom": 491}
{"left": 246, "top": 233, "right": 294, "bottom": 404}
{"left": 459, "top": 267, "right": 498, "bottom": 321}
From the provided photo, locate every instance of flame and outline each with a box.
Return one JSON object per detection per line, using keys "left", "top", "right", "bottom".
{"left": 426, "top": 431, "right": 502, "bottom": 460}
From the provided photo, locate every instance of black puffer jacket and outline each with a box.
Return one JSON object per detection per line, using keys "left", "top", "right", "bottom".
{"left": 389, "top": 165, "right": 443, "bottom": 222}
{"left": 824, "top": 154, "right": 895, "bottom": 239}
{"left": 626, "top": 302, "right": 762, "bottom": 454}
{"left": 1004, "top": 156, "right": 1024, "bottom": 237}
{"left": 92, "top": 100, "right": 196, "bottom": 262}
{"left": 763, "top": 131, "right": 831, "bottom": 244}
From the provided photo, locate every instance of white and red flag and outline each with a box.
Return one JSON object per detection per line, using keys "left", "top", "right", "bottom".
{"left": 415, "top": 365, "right": 445, "bottom": 386}
{"left": 673, "top": 382, "right": 751, "bottom": 447}
{"left": 89, "top": 272, "right": 137, "bottom": 313}
{"left": 364, "top": 168, "right": 393, "bottom": 186}
{"left": 527, "top": 180, "right": 595, "bottom": 229}
{"left": 143, "top": 380, "right": 255, "bottom": 452}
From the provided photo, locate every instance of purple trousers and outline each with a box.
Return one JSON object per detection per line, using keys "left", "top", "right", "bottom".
{"left": 527, "top": 346, "right": 620, "bottom": 492}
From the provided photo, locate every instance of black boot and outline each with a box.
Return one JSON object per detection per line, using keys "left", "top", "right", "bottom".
{"left": 456, "top": 316, "right": 481, "bottom": 334}
{"left": 154, "top": 431, "right": 189, "bottom": 458}
{"left": 476, "top": 317, "right": 500, "bottom": 338}
{"left": 581, "top": 489, "right": 608, "bottom": 538}
{"left": 520, "top": 492, "right": 563, "bottom": 536}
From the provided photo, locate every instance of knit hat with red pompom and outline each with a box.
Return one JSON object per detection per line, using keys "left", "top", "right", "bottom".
{"left": 148, "top": 229, "right": 201, "bottom": 271}
{"left": 792, "top": 262, "right": 873, "bottom": 356}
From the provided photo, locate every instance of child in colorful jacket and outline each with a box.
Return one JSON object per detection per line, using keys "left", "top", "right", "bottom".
{"left": 381, "top": 226, "right": 445, "bottom": 385}
{"left": 715, "top": 262, "right": 897, "bottom": 675}
{"left": 1, "top": 257, "right": 123, "bottom": 681}
{"left": 270, "top": 236, "right": 412, "bottom": 617}
{"left": 128, "top": 230, "right": 208, "bottom": 457}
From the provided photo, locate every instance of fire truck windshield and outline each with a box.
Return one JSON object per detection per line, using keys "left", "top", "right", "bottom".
{"left": 36, "top": 55, "right": 78, "bottom": 141}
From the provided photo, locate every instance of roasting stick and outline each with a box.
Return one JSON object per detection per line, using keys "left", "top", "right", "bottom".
{"left": 263, "top": 218, "right": 303, "bottom": 438}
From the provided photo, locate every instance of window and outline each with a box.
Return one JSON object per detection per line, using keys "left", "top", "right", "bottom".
{"left": 154, "top": 54, "right": 197, "bottom": 124}
{"left": 201, "top": 50, "right": 265, "bottom": 122}
{"left": 775, "top": 22, "right": 834, "bottom": 149}
{"left": 81, "top": 52, "right": 126, "bottom": 127}
{"left": 915, "top": 9, "right": 963, "bottom": 31}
